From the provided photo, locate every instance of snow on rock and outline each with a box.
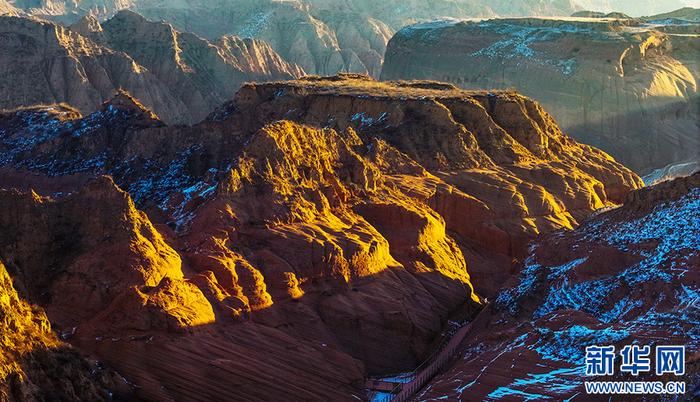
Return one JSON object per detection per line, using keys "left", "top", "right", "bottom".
{"left": 418, "top": 173, "right": 700, "bottom": 401}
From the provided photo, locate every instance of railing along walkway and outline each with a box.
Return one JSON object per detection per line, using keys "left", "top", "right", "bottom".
{"left": 368, "top": 317, "right": 476, "bottom": 402}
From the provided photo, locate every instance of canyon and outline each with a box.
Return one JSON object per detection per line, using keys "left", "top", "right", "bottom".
{"left": 0, "top": 74, "right": 652, "bottom": 400}
{"left": 416, "top": 171, "right": 700, "bottom": 400}
{"left": 0, "top": 3, "right": 697, "bottom": 401}
{"left": 0, "top": 11, "right": 302, "bottom": 125}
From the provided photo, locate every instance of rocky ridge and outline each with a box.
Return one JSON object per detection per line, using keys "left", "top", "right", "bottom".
{"left": 575, "top": 1, "right": 692, "bottom": 17}
{"left": 0, "top": 257, "right": 123, "bottom": 401}
{"left": 381, "top": 16, "right": 700, "bottom": 174}
{"left": 417, "top": 172, "right": 700, "bottom": 400}
{"left": 0, "top": 12, "right": 303, "bottom": 124}
{"left": 645, "top": 6, "right": 700, "bottom": 21}
{"left": 0, "top": 75, "right": 643, "bottom": 399}
{"left": 71, "top": 10, "right": 305, "bottom": 123}
{"left": 135, "top": 0, "right": 394, "bottom": 77}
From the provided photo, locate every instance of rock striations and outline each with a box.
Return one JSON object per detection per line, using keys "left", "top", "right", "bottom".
{"left": 0, "top": 75, "right": 645, "bottom": 400}
{"left": 140, "top": 0, "right": 395, "bottom": 78}
{"left": 72, "top": 10, "right": 304, "bottom": 122}
{"left": 4, "top": 1, "right": 634, "bottom": 80}
{"left": 416, "top": 172, "right": 700, "bottom": 400}
{"left": 382, "top": 16, "right": 700, "bottom": 174}
{"left": 0, "top": 12, "right": 303, "bottom": 125}
{"left": 0, "top": 1, "right": 18, "bottom": 15}
{"left": 0, "top": 257, "right": 122, "bottom": 401}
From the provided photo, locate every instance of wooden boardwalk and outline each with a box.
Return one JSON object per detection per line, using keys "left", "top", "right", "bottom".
{"left": 368, "top": 320, "right": 475, "bottom": 402}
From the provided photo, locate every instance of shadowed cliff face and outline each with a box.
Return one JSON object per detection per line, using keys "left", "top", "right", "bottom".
{"left": 0, "top": 176, "right": 185, "bottom": 327}
{"left": 417, "top": 172, "right": 700, "bottom": 401}
{"left": 0, "top": 258, "right": 123, "bottom": 401}
{"left": 0, "top": 15, "right": 189, "bottom": 122}
{"left": 0, "top": 75, "right": 643, "bottom": 399}
{"left": 0, "top": 12, "right": 303, "bottom": 125}
{"left": 2, "top": 1, "right": 624, "bottom": 80}
{"left": 381, "top": 17, "right": 700, "bottom": 174}
{"left": 72, "top": 10, "right": 305, "bottom": 122}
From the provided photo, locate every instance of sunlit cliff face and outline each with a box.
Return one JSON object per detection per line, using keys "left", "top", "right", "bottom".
{"left": 381, "top": 16, "right": 700, "bottom": 174}
{"left": 0, "top": 258, "right": 117, "bottom": 401}
{"left": 415, "top": 173, "right": 700, "bottom": 402}
{"left": 0, "top": 72, "right": 647, "bottom": 399}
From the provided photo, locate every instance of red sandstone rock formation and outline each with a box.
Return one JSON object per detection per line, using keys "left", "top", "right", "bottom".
{"left": 416, "top": 173, "right": 700, "bottom": 401}
{"left": 0, "top": 12, "right": 303, "bottom": 125}
{"left": 0, "top": 257, "right": 122, "bottom": 401}
{"left": 0, "top": 75, "right": 645, "bottom": 400}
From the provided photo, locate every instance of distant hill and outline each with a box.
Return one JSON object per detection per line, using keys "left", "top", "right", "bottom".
{"left": 382, "top": 16, "right": 700, "bottom": 174}
{"left": 0, "top": 0, "right": 647, "bottom": 79}
{"left": 645, "top": 6, "right": 700, "bottom": 21}
{"left": 571, "top": 10, "right": 633, "bottom": 18}
{"left": 0, "top": 12, "right": 303, "bottom": 124}
{"left": 573, "top": 0, "right": 690, "bottom": 16}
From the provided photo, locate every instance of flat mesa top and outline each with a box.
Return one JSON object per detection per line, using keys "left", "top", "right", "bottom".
{"left": 401, "top": 16, "right": 699, "bottom": 35}
{"left": 502, "top": 16, "right": 634, "bottom": 22}
{"left": 249, "top": 75, "right": 517, "bottom": 101}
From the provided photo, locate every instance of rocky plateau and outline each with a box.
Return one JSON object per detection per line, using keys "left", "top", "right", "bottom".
{"left": 381, "top": 15, "right": 700, "bottom": 175}
{"left": 0, "top": 74, "right": 654, "bottom": 400}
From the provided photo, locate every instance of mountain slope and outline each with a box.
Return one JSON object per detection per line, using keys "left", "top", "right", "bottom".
{"left": 0, "top": 15, "right": 193, "bottom": 123}
{"left": 0, "top": 258, "right": 120, "bottom": 401}
{"left": 72, "top": 10, "right": 304, "bottom": 122}
{"left": 417, "top": 172, "right": 700, "bottom": 400}
{"left": 0, "top": 13, "right": 303, "bottom": 124}
{"left": 0, "top": 75, "right": 642, "bottom": 398}
{"left": 381, "top": 17, "right": 700, "bottom": 174}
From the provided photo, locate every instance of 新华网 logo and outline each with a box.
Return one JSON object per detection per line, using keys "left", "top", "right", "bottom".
{"left": 583, "top": 344, "right": 686, "bottom": 395}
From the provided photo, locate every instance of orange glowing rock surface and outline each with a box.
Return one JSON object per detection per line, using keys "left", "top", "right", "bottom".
{"left": 0, "top": 74, "right": 646, "bottom": 400}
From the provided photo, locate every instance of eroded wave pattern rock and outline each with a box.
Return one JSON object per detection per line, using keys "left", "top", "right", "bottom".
{"left": 382, "top": 17, "right": 700, "bottom": 174}
{"left": 0, "top": 75, "right": 643, "bottom": 400}
{"left": 417, "top": 172, "right": 700, "bottom": 401}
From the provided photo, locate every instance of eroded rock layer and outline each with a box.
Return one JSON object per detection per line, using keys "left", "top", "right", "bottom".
{"left": 381, "top": 17, "right": 700, "bottom": 174}
{"left": 417, "top": 172, "right": 700, "bottom": 401}
{"left": 0, "top": 259, "right": 120, "bottom": 401}
{"left": 0, "top": 13, "right": 302, "bottom": 125}
{"left": 0, "top": 75, "right": 642, "bottom": 400}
